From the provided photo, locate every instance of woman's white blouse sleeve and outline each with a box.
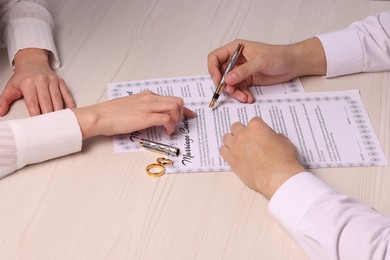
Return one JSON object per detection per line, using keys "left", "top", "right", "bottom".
{"left": 0, "top": 0, "right": 60, "bottom": 68}
{"left": 0, "top": 109, "right": 82, "bottom": 179}
{"left": 0, "top": 121, "right": 17, "bottom": 177}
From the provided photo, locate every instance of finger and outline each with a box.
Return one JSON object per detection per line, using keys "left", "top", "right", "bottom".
{"left": 207, "top": 49, "right": 228, "bottom": 86}
{"left": 225, "top": 58, "right": 262, "bottom": 86}
{"left": 176, "top": 98, "right": 184, "bottom": 121}
{"left": 157, "top": 96, "right": 189, "bottom": 122}
{"left": 0, "top": 84, "right": 22, "bottom": 116}
{"left": 224, "top": 82, "right": 253, "bottom": 103}
{"left": 167, "top": 101, "right": 182, "bottom": 124}
{"left": 154, "top": 98, "right": 183, "bottom": 124}
{"left": 141, "top": 99, "right": 181, "bottom": 133}
{"left": 230, "top": 121, "right": 245, "bottom": 135}
{"left": 224, "top": 84, "right": 245, "bottom": 102}
{"left": 136, "top": 91, "right": 178, "bottom": 116}
{"left": 59, "top": 79, "right": 76, "bottom": 109}
{"left": 208, "top": 42, "right": 239, "bottom": 86}
{"left": 49, "top": 78, "right": 64, "bottom": 111}
{"left": 35, "top": 80, "right": 54, "bottom": 114}
{"left": 249, "top": 116, "right": 267, "bottom": 129}
{"left": 155, "top": 113, "right": 176, "bottom": 135}
{"left": 248, "top": 117, "right": 275, "bottom": 136}
{"left": 183, "top": 107, "right": 196, "bottom": 118}
{"left": 235, "top": 83, "right": 255, "bottom": 103}
{"left": 0, "top": 97, "right": 10, "bottom": 116}
{"left": 163, "top": 120, "right": 177, "bottom": 135}
{"left": 23, "top": 88, "right": 41, "bottom": 116}
{"left": 219, "top": 145, "right": 234, "bottom": 166}
{"left": 222, "top": 132, "right": 234, "bottom": 148}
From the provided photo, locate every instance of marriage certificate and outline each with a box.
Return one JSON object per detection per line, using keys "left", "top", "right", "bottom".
{"left": 108, "top": 75, "right": 387, "bottom": 173}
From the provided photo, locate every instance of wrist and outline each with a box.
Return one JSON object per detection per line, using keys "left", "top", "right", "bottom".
{"left": 14, "top": 48, "right": 50, "bottom": 70}
{"left": 259, "top": 164, "right": 305, "bottom": 199}
{"left": 290, "top": 37, "right": 327, "bottom": 77}
{"left": 72, "top": 106, "right": 100, "bottom": 140}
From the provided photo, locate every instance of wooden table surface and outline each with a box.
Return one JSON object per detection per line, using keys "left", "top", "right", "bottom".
{"left": 0, "top": 0, "right": 389, "bottom": 259}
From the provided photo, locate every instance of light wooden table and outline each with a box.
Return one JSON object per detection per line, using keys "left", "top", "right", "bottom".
{"left": 0, "top": 0, "right": 389, "bottom": 259}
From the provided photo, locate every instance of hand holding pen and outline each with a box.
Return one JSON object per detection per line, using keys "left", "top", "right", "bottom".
{"left": 209, "top": 43, "right": 244, "bottom": 108}
{"left": 208, "top": 39, "right": 325, "bottom": 104}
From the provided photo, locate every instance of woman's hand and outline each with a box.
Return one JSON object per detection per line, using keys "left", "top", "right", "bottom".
{"left": 73, "top": 90, "right": 196, "bottom": 140}
{"left": 0, "top": 48, "right": 75, "bottom": 116}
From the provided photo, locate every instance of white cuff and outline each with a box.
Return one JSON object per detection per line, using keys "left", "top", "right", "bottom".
{"left": 5, "top": 18, "right": 60, "bottom": 69}
{"left": 268, "top": 172, "right": 334, "bottom": 236}
{"left": 316, "top": 28, "right": 363, "bottom": 78}
{"left": 7, "top": 109, "right": 82, "bottom": 170}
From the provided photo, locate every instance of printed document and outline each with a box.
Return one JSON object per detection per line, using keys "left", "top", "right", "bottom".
{"left": 108, "top": 75, "right": 387, "bottom": 173}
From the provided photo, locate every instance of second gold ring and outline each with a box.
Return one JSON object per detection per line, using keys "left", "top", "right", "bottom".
{"left": 157, "top": 157, "right": 173, "bottom": 166}
{"left": 146, "top": 163, "right": 166, "bottom": 177}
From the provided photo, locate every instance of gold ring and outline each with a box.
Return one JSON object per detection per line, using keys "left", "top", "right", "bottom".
{"left": 146, "top": 163, "right": 166, "bottom": 177}
{"left": 156, "top": 157, "right": 173, "bottom": 166}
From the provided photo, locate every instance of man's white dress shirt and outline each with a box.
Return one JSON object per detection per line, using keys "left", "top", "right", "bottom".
{"left": 269, "top": 11, "right": 390, "bottom": 259}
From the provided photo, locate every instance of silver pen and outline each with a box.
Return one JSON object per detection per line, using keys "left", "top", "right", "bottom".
{"left": 139, "top": 138, "right": 180, "bottom": 156}
{"left": 209, "top": 43, "right": 244, "bottom": 109}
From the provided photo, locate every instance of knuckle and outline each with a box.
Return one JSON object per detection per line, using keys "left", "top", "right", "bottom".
{"left": 22, "top": 78, "right": 35, "bottom": 86}
{"left": 174, "top": 97, "right": 184, "bottom": 107}
{"left": 161, "top": 114, "right": 173, "bottom": 124}
{"left": 235, "top": 131, "right": 246, "bottom": 142}
{"left": 140, "top": 91, "right": 155, "bottom": 101}
{"left": 36, "top": 74, "right": 49, "bottom": 82}
{"left": 143, "top": 90, "right": 153, "bottom": 95}
{"left": 164, "top": 100, "right": 178, "bottom": 110}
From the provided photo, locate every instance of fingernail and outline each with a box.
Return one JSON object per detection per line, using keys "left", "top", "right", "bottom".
{"left": 186, "top": 110, "right": 196, "bottom": 118}
{"left": 190, "top": 111, "right": 197, "bottom": 117}
{"left": 237, "top": 93, "right": 247, "bottom": 103}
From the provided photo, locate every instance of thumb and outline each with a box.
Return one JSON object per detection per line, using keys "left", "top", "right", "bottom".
{"left": 225, "top": 59, "right": 261, "bottom": 86}
{"left": 0, "top": 86, "right": 22, "bottom": 116}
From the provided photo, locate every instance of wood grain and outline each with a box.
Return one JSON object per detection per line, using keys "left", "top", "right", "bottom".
{"left": 0, "top": 0, "right": 389, "bottom": 259}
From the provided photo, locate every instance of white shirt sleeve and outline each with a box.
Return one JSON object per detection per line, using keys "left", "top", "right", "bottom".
{"left": 317, "top": 11, "right": 390, "bottom": 78}
{"left": 0, "top": 0, "right": 60, "bottom": 68}
{"left": 0, "top": 109, "right": 82, "bottom": 179}
{"left": 0, "top": 121, "right": 17, "bottom": 176}
{"left": 269, "top": 172, "right": 390, "bottom": 259}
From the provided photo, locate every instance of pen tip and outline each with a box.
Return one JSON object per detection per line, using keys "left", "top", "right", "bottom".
{"left": 209, "top": 100, "right": 215, "bottom": 109}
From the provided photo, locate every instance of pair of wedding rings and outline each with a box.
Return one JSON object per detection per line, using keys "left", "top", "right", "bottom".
{"left": 146, "top": 157, "right": 173, "bottom": 177}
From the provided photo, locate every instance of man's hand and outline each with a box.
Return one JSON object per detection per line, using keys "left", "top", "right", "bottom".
{"left": 220, "top": 117, "right": 305, "bottom": 199}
